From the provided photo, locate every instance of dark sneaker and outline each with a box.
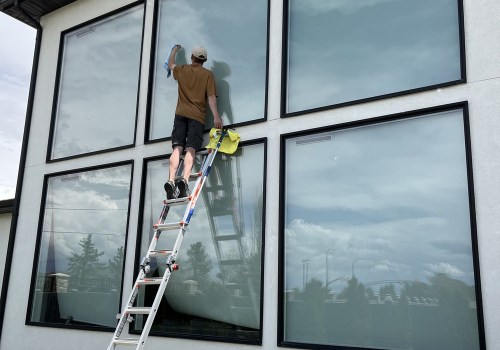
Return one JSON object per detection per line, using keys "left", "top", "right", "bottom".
{"left": 176, "top": 178, "right": 190, "bottom": 198}
{"left": 164, "top": 180, "right": 176, "bottom": 200}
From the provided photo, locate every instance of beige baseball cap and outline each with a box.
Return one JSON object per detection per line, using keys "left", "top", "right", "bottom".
{"left": 192, "top": 46, "right": 208, "bottom": 60}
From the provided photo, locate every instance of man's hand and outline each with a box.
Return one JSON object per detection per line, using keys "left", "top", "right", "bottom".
{"left": 214, "top": 116, "right": 223, "bottom": 130}
{"left": 168, "top": 44, "right": 181, "bottom": 70}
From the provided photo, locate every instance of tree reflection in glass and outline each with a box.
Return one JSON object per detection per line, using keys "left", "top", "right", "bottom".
{"left": 138, "top": 143, "right": 265, "bottom": 342}
{"left": 283, "top": 109, "right": 481, "bottom": 349}
{"left": 30, "top": 164, "right": 132, "bottom": 328}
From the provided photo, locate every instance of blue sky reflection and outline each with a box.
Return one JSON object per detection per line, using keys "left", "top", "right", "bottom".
{"left": 284, "top": 109, "right": 475, "bottom": 290}
{"left": 286, "top": 0, "right": 462, "bottom": 113}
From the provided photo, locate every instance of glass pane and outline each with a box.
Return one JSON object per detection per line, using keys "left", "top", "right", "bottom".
{"left": 286, "top": 0, "right": 462, "bottom": 113}
{"left": 283, "top": 110, "right": 481, "bottom": 350}
{"left": 50, "top": 5, "right": 143, "bottom": 159}
{"left": 30, "top": 164, "right": 132, "bottom": 328}
{"left": 149, "top": 0, "right": 268, "bottom": 140}
{"left": 137, "top": 143, "right": 265, "bottom": 341}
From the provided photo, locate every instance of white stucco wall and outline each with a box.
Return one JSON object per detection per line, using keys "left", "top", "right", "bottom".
{"left": 1, "top": 0, "right": 500, "bottom": 349}
{"left": 0, "top": 212, "right": 12, "bottom": 293}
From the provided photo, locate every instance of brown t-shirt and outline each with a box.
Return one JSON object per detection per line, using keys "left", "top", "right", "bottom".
{"left": 173, "top": 64, "right": 217, "bottom": 124}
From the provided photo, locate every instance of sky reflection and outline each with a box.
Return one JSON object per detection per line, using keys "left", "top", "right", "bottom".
{"left": 286, "top": 0, "right": 462, "bottom": 113}
{"left": 284, "top": 109, "right": 475, "bottom": 290}
{"left": 51, "top": 6, "right": 143, "bottom": 159}
{"left": 140, "top": 143, "right": 265, "bottom": 331}
{"left": 31, "top": 164, "right": 132, "bottom": 327}
{"left": 149, "top": 0, "right": 267, "bottom": 140}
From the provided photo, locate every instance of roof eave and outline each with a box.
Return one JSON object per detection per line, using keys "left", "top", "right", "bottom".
{"left": 0, "top": 199, "right": 14, "bottom": 214}
{"left": 0, "top": 0, "right": 78, "bottom": 28}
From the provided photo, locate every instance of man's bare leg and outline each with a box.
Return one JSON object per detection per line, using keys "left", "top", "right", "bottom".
{"left": 183, "top": 147, "right": 196, "bottom": 181}
{"left": 169, "top": 146, "right": 184, "bottom": 182}
{"left": 175, "top": 147, "right": 195, "bottom": 198}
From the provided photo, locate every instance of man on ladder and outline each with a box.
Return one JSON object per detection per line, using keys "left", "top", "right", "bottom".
{"left": 164, "top": 44, "right": 223, "bottom": 199}
{"left": 106, "top": 42, "right": 238, "bottom": 349}
{"left": 107, "top": 128, "right": 236, "bottom": 350}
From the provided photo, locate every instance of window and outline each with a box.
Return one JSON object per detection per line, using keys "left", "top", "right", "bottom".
{"left": 279, "top": 105, "right": 483, "bottom": 350}
{"left": 48, "top": 4, "right": 144, "bottom": 160}
{"left": 284, "top": 0, "right": 464, "bottom": 115}
{"left": 136, "top": 141, "right": 265, "bottom": 343}
{"left": 28, "top": 163, "right": 133, "bottom": 329}
{"left": 147, "top": 0, "right": 268, "bottom": 141}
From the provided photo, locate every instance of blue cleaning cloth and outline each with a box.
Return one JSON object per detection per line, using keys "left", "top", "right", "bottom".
{"left": 163, "top": 59, "right": 170, "bottom": 78}
{"left": 163, "top": 44, "right": 178, "bottom": 78}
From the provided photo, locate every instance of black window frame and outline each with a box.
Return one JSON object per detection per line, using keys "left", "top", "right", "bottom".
{"left": 277, "top": 101, "right": 486, "bottom": 350}
{"left": 134, "top": 138, "right": 267, "bottom": 344}
{"left": 26, "top": 160, "right": 135, "bottom": 332}
{"left": 46, "top": 1, "right": 146, "bottom": 163}
{"left": 280, "top": 0, "right": 467, "bottom": 118}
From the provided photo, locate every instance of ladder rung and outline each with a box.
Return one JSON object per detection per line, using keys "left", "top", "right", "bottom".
{"left": 126, "top": 307, "right": 152, "bottom": 314}
{"left": 112, "top": 338, "right": 140, "bottom": 346}
{"left": 138, "top": 278, "right": 163, "bottom": 285}
{"left": 220, "top": 259, "right": 244, "bottom": 266}
{"left": 154, "top": 222, "right": 185, "bottom": 231}
{"left": 148, "top": 249, "right": 172, "bottom": 257}
{"left": 214, "top": 234, "right": 242, "bottom": 241}
{"left": 163, "top": 197, "right": 191, "bottom": 206}
{"left": 175, "top": 172, "right": 202, "bottom": 182}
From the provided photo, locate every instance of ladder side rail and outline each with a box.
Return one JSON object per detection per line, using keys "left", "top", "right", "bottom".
{"left": 180, "top": 133, "right": 225, "bottom": 225}
{"left": 127, "top": 150, "right": 188, "bottom": 325}
{"left": 182, "top": 176, "right": 207, "bottom": 224}
{"left": 135, "top": 228, "right": 185, "bottom": 349}
{"left": 109, "top": 227, "right": 164, "bottom": 349}
{"left": 181, "top": 150, "right": 220, "bottom": 225}
{"left": 110, "top": 222, "right": 181, "bottom": 348}
{"left": 135, "top": 144, "right": 222, "bottom": 348}
{"left": 107, "top": 131, "right": 227, "bottom": 349}
{"left": 177, "top": 169, "right": 205, "bottom": 226}
{"left": 107, "top": 209, "right": 169, "bottom": 347}
{"left": 198, "top": 150, "right": 214, "bottom": 175}
{"left": 107, "top": 266, "right": 147, "bottom": 349}
{"left": 136, "top": 228, "right": 162, "bottom": 280}
{"left": 198, "top": 129, "right": 226, "bottom": 177}
{"left": 131, "top": 149, "right": 212, "bottom": 329}
{"left": 161, "top": 152, "right": 216, "bottom": 273}
{"left": 143, "top": 227, "right": 166, "bottom": 262}
{"left": 153, "top": 201, "right": 171, "bottom": 228}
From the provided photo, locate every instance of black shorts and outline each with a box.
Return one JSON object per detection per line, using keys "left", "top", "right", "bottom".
{"left": 171, "top": 115, "right": 204, "bottom": 151}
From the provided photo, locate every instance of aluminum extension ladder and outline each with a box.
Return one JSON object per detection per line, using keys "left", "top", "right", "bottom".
{"left": 107, "top": 130, "right": 229, "bottom": 349}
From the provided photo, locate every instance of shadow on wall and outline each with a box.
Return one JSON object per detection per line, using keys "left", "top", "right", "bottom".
{"left": 211, "top": 60, "right": 233, "bottom": 126}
